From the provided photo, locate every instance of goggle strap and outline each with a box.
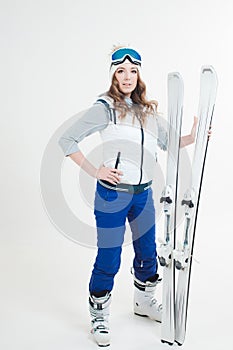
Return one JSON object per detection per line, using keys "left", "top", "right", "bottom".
{"left": 111, "top": 54, "right": 141, "bottom": 66}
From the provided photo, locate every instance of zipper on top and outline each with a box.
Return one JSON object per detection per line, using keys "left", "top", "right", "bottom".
{"left": 137, "top": 116, "right": 144, "bottom": 185}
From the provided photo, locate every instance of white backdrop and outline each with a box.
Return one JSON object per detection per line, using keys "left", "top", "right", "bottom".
{"left": 1, "top": 0, "right": 232, "bottom": 349}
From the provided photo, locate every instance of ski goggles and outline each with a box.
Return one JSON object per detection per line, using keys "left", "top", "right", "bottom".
{"left": 111, "top": 48, "right": 142, "bottom": 66}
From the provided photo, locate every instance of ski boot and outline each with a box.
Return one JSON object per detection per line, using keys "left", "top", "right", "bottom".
{"left": 89, "top": 293, "right": 111, "bottom": 347}
{"left": 133, "top": 274, "right": 162, "bottom": 322}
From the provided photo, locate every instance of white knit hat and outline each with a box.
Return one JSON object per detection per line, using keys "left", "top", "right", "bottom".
{"left": 109, "top": 47, "right": 142, "bottom": 82}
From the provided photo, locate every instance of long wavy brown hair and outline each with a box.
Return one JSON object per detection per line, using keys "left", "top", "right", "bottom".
{"left": 106, "top": 61, "right": 158, "bottom": 125}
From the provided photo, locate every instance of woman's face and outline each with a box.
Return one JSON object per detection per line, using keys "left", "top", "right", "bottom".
{"left": 114, "top": 59, "right": 139, "bottom": 97}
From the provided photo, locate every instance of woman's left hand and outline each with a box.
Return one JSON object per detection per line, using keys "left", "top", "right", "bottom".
{"left": 192, "top": 116, "right": 212, "bottom": 140}
{"left": 180, "top": 115, "right": 212, "bottom": 148}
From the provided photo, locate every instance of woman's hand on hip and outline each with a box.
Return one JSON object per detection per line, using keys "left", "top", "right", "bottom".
{"left": 96, "top": 166, "right": 123, "bottom": 184}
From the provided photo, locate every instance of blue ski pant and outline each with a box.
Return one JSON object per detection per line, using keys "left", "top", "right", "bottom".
{"left": 89, "top": 182, "right": 158, "bottom": 294}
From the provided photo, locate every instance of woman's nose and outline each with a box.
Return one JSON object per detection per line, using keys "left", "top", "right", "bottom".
{"left": 124, "top": 71, "right": 130, "bottom": 79}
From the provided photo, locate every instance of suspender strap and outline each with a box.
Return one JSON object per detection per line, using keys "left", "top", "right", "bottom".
{"left": 95, "top": 98, "right": 116, "bottom": 124}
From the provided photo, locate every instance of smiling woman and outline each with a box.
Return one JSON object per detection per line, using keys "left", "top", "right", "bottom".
{"left": 58, "top": 45, "right": 199, "bottom": 347}
{"left": 107, "top": 46, "right": 158, "bottom": 123}
{"left": 114, "top": 63, "right": 138, "bottom": 97}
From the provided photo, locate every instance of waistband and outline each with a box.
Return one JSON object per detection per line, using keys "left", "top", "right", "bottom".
{"left": 98, "top": 180, "right": 152, "bottom": 194}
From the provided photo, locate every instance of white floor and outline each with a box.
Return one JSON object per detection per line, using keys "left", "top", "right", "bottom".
{"left": 1, "top": 211, "right": 232, "bottom": 350}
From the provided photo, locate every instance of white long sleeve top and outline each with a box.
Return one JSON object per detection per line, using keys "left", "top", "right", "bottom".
{"left": 59, "top": 96, "right": 168, "bottom": 185}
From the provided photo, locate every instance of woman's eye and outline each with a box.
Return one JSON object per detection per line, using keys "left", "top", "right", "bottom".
{"left": 116, "top": 69, "right": 124, "bottom": 74}
{"left": 131, "top": 70, "right": 137, "bottom": 74}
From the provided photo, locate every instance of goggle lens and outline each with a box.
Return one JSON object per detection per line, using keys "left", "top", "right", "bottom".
{"left": 111, "top": 48, "right": 141, "bottom": 65}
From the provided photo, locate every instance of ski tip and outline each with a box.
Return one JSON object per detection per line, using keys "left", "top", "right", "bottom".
{"left": 168, "top": 72, "right": 183, "bottom": 81}
{"left": 201, "top": 65, "right": 217, "bottom": 76}
{"left": 200, "top": 65, "right": 218, "bottom": 89}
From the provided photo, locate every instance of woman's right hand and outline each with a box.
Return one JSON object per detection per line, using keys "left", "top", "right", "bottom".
{"left": 96, "top": 166, "right": 123, "bottom": 185}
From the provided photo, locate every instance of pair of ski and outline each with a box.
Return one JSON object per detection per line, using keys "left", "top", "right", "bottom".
{"left": 158, "top": 66, "right": 218, "bottom": 346}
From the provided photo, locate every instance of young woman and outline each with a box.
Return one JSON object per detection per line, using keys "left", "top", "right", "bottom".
{"left": 59, "top": 47, "right": 199, "bottom": 347}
